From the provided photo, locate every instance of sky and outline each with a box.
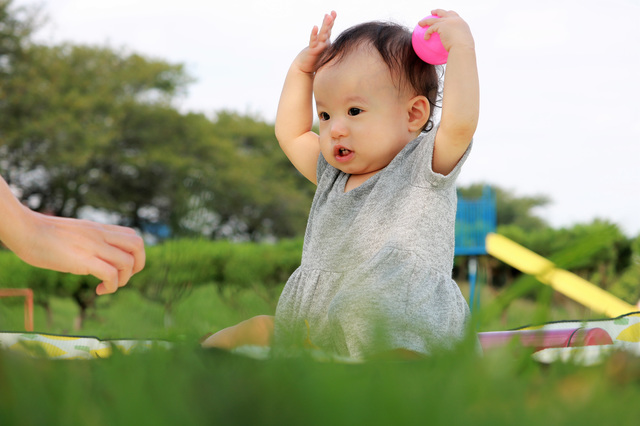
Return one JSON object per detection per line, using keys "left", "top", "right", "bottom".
{"left": 13, "top": 0, "right": 640, "bottom": 236}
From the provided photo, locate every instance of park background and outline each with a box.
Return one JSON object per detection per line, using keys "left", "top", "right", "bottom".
{"left": 1, "top": 1, "right": 640, "bottom": 425}
{"left": 12, "top": 0, "right": 640, "bottom": 237}
{"left": 1, "top": 0, "right": 639, "bottom": 330}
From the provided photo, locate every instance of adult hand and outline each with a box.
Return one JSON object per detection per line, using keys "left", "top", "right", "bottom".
{"left": 10, "top": 207, "right": 146, "bottom": 295}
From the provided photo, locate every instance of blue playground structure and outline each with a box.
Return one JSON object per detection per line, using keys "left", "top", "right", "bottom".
{"left": 454, "top": 186, "right": 497, "bottom": 312}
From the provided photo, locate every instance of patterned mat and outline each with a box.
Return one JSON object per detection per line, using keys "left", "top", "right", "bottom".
{"left": 521, "top": 311, "right": 640, "bottom": 365}
{"left": 2, "top": 312, "right": 639, "bottom": 364}
{"left": 0, "top": 332, "right": 170, "bottom": 359}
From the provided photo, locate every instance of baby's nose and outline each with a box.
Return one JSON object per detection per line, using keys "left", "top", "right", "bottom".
{"left": 330, "top": 119, "right": 348, "bottom": 139}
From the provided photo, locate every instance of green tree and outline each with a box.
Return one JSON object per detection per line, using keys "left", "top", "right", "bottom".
{"left": 0, "top": 0, "right": 35, "bottom": 73}
{"left": 1, "top": 0, "right": 36, "bottom": 173}
{"left": 0, "top": 41, "right": 190, "bottom": 218}
{"left": 610, "top": 234, "right": 640, "bottom": 305}
{"left": 90, "top": 105, "right": 215, "bottom": 231}
{"left": 199, "top": 111, "right": 314, "bottom": 240}
{"left": 1, "top": 1, "right": 315, "bottom": 241}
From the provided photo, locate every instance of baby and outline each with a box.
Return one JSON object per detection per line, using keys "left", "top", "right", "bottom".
{"left": 203, "top": 9, "right": 479, "bottom": 358}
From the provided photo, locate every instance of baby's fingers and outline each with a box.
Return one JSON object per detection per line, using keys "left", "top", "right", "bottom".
{"left": 431, "top": 9, "right": 459, "bottom": 19}
{"left": 309, "top": 25, "right": 319, "bottom": 45}
{"left": 311, "top": 11, "right": 336, "bottom": 46}
{"left": 319, "top": 11, "right": 337, "bottom": 38}
{"left": 419, "top": 9, "right": 459, "bottom": 27}
{"left": 423, "top": 23, "right": 444, "bottom": 41}
{"left": 418, "top": 16, "right": 439, "bottom": 27}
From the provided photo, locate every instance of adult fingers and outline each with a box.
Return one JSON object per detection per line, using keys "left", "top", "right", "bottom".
{"left": 103, "top": 230, "right": 146, "bottom": 274}
{"left": 87, "top": 257, "right": 120, "bottom": 295}
{"left": 102, "top": 223, "right": 138, "bottom": 235}
{"left": 101, "top": 242, "right": 137, "bottom": 286}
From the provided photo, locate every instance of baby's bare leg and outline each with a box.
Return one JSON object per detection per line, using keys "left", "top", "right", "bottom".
{"left": 201, "top": 315, "right": 274, "bottom": 349}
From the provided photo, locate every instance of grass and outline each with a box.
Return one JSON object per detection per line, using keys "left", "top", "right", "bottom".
{"left": 1, "top": 281, "right": 639, "bottom": 425}
{"left": 1, "top": 333, "right": 640, "bottom": 425}
{"left": 0, "top": 283, "right": 280, "bottom": 340}
{"left": 0, "top": 280, "right": 593, "bottom": 338}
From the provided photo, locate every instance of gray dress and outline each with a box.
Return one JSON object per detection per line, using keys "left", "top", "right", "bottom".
{"left": 274, "top": 128, "right": 471, "bottom": 358}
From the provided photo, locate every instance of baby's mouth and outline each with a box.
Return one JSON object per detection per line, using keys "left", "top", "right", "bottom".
{"left": 338, "top": 148, "right": 351, "bottom": 157}
{"left": 333, "top": 146, "right": 354, "bottom": 163}
{"left": 334, "top": 145, "right": 352, "bottom": 157}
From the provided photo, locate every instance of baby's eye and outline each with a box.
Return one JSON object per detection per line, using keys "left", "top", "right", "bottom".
{"left": 348, "top": 108, "right": 362, "bottom": 116}
{"left": 318, "top": 112, "right": 330, "bottom": 121}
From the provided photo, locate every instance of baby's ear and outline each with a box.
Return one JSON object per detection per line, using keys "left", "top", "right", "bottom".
{"left": 407, "top": 96, "right": 430, "bottom": 133}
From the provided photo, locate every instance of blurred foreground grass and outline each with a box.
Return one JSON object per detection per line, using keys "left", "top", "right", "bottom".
{"left": 1, "top": 332, "right": 640, "bottom": 426}
{"left": 1, "top": 282, "right": 639, "bottom": 425}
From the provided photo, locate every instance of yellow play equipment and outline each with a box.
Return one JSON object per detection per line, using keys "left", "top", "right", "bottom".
{"left": 485, "top": 232, "right": 636, "bottom": 318}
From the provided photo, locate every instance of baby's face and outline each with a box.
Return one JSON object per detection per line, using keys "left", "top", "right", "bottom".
{"left": 313, "top": 48, "right": 417, "bottom": 178}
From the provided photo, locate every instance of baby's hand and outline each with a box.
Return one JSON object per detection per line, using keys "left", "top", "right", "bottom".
{"left": 295, "top": 11, "right": 337, "bottom": 74}
{"left": 418, "top": 10, "right": 474, "bottom": 53}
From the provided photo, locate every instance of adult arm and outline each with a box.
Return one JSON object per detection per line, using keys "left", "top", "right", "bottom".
{"left": 0, "top": 176, "right": 145, "bottom": 295}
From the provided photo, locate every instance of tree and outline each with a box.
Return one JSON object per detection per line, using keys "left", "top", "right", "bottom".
{"left": 0, "top": 0, "right": 35, "bottom": 74}
{"left": 1, "top": 2, "right": 313, "bottom": 241}
{"left": 610, "top": 234, "right": 640, "bottom": 305}
{"left": 0, "top": 39, "right": 192, "bottom": 217}
{"left": 198, "top": 111, "right": 314, "bottom": 240}
{"left": 88, "top": 105, "right": 214, "bottom": 231}
{"left": 1, "top": 0, "right": 36, "bottom": 169}
{"left": 1, "top": 1, "right": 316, "bottom": 241}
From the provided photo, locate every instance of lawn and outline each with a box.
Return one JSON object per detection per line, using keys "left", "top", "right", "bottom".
{"left": 1, "top": 282, "right": 639, "bottom": 425}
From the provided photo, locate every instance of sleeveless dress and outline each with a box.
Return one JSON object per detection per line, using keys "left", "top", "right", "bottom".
{"left": 274, "top": 128, "right": 472, "bottom": 357}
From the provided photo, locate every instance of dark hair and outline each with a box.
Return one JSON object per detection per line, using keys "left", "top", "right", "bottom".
{"left": 316, "top": 21, "right": 442, "bottom": 132}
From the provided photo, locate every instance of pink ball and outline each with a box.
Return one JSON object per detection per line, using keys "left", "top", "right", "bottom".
{"left": 412, "top": 15, "right": 448, "bottom": 65}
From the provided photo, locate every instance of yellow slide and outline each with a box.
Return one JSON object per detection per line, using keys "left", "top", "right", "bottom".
{"left": 485, "top": 233, "right": 636, "bottom": 317}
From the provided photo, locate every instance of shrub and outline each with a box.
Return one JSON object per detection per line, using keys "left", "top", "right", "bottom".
{"left": 131, "top": 238, "right": 302, "bottom": 293}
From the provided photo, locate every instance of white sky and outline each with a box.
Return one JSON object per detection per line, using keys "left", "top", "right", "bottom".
{"left": 14, "top": 0, "right": 640, "bottom": 236}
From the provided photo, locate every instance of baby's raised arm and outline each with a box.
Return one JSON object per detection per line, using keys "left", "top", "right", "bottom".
{"left": 274, "top": 11, "right": 336, "bottom": 184}
{"left": 419, "top": 10, "right": 479, "bottom": 175}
